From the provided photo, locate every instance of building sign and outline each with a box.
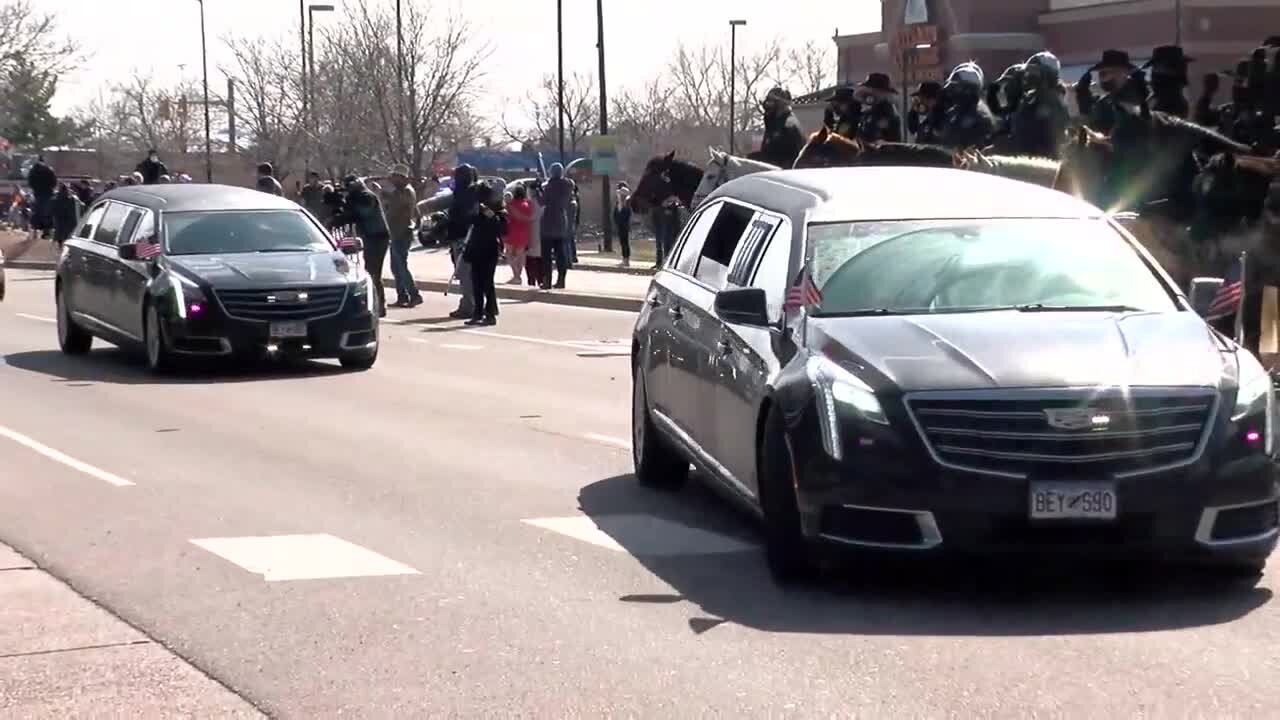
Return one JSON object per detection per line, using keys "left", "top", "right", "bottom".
{"left": 590, "top": 135, "right": 618, "bottom": 176}
{"left": 892, "top": 23, "right": 943, "bottom": 87}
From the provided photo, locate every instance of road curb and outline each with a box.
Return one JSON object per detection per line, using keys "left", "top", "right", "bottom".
{"left": 2, "top": 259, "right": 57, "bottom": 270}
{"left": 391, "top": 278, "right": 643, "bottom": 312}
{"left": 570, "top": 263, "right": 656, "bottom": 277}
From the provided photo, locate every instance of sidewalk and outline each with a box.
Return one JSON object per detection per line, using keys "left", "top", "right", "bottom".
{"left": 402, "top": 248, "right": 649, "bottom": 312}
{"left": 0, "top": 542, "right": 262, "bottom": 717}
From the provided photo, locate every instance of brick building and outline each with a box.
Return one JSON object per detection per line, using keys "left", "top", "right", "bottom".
{"left": 825, "top": 0, "right": 1276, "bottom": 115}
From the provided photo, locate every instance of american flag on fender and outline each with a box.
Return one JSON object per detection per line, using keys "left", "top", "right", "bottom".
{"left": 783, "top": 267, "right": 822, "bottom": 311}
{"left": 1204, "top": 253, "right": 1245, "bottom": 323}
{"left": 135, "top": 239, "right": 162, "bottom": 259}
{"left": 333, "top": 227, "right": 359, "bottom": 250}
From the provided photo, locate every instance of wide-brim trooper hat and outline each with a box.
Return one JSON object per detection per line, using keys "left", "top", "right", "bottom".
{"left": 945, "top": 61, "right": 985, "bottom": 91}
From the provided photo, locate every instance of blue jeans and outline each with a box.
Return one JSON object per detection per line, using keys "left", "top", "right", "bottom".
{"left": 389, "top": 231, "right": 420, "bottom": 301}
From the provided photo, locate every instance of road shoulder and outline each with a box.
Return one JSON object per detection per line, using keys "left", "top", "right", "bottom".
{"left": 0, "top": 542, "right": 262, "bottom": 717}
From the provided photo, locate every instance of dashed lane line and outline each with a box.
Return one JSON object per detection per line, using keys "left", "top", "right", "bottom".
{"left": 582, "top": 432, "right": 631, "bottom": 451}
{"left": 189, "top": 534, "right": 419, "bottom": 581}
{"left": 0, "top": 424, "right": 135, "bottom": 487}
{"left": 522, "top": 515, "right": 756, "bottom": 556}
{"left": 440, "top": 343, "right": 483, "bottom": 351}
{"left": 14, "top": 313, "right": 54, "bottom": 323}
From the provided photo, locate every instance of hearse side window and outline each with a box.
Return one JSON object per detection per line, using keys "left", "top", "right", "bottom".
{"left": 750, "top": 217, "right": 793, "bottom": 322}
{"left": 693, "top": 201, "right": 755, "bottom": 289}
{"left": 117, "top": 209, "right": 144, "bottom": 247}
{"left": 76, "top": 203, "right": 107, "bottom": 239}
{"left": 672, "top": 203, "right": 721, "bottom": 277}
{"left": 92, "top": 202, "right": 130, "bottom": 246}
{"left": 726, "top": 214, "right": 782, "bottom": 287}
{"left": 131, "top": 210, "right": 157, "bottom": 243}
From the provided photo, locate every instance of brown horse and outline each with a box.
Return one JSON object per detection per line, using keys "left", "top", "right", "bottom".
{"left": 630, "top": 151, "right": 705, "bottom": 212}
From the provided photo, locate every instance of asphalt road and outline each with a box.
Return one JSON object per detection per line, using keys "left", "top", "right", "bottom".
{"left": 1, "top": 268, "right": 1278, "bottom": 717}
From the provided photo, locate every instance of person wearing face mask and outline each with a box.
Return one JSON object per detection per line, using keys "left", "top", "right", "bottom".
{"left": 1143, "top": 45, "right": 1193, "bottom": 118}
{"left": 135, "top": 149, "right": 168, "bottom": 185}
{"left": 753, "top": 87, "right": 805, "bottom": 168}
{"left": 1007, "top": 51, "right": 1071, "bottom": 158}
{"left": 854, "top": 73, "right": 902, "bottom": 143}
{"left": 938, "top": 62, "right": 996, "bottom": 150}
{"left": 823, "top": 85, "right": 861, "bottom": 138}
{"left": 381, "top": 165, "right": 423, "bottom": 308}
{"left": 908, "top": 81, "right": 945, "bottom": 145}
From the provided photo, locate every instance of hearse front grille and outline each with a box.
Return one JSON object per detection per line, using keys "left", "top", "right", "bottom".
{"left": 213, "top": 285, "right": 347, "bottom": 322}
{"left": 906, "top": 390, "right": 1217, "bottom": 477}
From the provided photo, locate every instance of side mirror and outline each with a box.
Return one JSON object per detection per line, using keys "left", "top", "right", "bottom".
{"left": 1188, "top": 276, "right": 1224, "bottom": 316}
{"left": 117, "top": 244, "right": 138, "bottom": 261}
{"left": 714, "top": 287, "right": 770, "bottom": 326}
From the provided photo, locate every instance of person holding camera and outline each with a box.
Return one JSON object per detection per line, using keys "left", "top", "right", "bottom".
{"left": 463, "top": 182, "right": 507, "bottom": 326}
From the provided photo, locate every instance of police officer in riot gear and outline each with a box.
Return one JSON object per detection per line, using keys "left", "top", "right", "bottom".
{"left": 823, "top": 85, "right": 861, "bottom": 138}
{"left": 855, "top": 73, "right": 902, "bottom": 143}
{"left": 908, "top": 81, "right": 945, "bottom": 145}
{"left": 1008, "top": 51, "right": 1071, "bottom": 158}
{"left": 938, "top": 62, "right": 996, "bottom": 149}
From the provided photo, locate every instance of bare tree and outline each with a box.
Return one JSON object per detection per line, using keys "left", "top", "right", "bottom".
{"left": 784, "top": 40, "right": 833, "bottom": 95}
{"left": 83, "top": 74, "right": 205, "bottom": 155}
{"left": 665, "top": 39, "right": 783, "bottom": 135}
{"left": 219, "top": 35, "right": 305, "bottom": 176}
{"left": 0, "top": 0, "right": 79, "bottom": 75}
{"left": 501, "top": 72, "right": 599, "bottom": 156}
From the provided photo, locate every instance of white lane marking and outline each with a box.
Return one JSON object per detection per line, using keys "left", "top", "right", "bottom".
{"left": 576, "top": 350, "right": 631, "bottom": 358}
{"left": 15, "top": 313, "right": 55, "bottom": 323}
{"left": 461, "top": 329, "right": 576, "bottom": 348}
{"left": 522, "top": 515, "right": 756, "bottom": 556}
{"left": 583, "top": 432, "right": 631, "bottom": 450}
{"left": 406, "top": 338, "right": 430, "bottom": 345}
{"left": 0, "top": 424, "right": 135, "bottom": 487}
{"left": 189, "top": 534, "right": 420, "bottom": 581}
{"left": 440, "top": 343, "right": 482, "bottom": 351}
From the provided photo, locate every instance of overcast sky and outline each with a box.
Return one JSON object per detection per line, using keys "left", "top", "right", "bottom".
{"left": 51, "top": 0, "right": 881, "bottom": 119}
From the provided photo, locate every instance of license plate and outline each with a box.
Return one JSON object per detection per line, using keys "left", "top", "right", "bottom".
{"left": 269, "top": 321, "right": 308, "bottom": 338}
{"left": 1029, "top": 482, "right": 1117, "bottom": 520}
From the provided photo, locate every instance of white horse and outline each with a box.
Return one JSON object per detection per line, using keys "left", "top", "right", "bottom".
{"left": 692, "top": 148, "right": 780, "bottom": 208}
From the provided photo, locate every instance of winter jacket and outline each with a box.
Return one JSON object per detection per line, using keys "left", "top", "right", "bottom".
{"left": 332, "top": 186, "right": 391, "bottom": 241}
{"left": 463, "top": 207, "right": 507, "bottom": 265}
{"left": 136, "top": 158, "right": 168, "bottom": 185}
{"left": 27, "top": 162, "right": 57, "bottom": 198}
{"left": 381, "top": 184, "right": 419, "bottom": 236}
{"left": 255, "top": 175, "right": 284, "bottom": 196}
{"left": 505, "top": 198, "right": 535, "bottom": 251}
{"left": 540, "top": 177, "right": 573, "bottom": 239}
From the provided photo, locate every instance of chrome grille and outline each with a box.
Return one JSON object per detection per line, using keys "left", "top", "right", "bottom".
{"left": 213, "top": 285, "right": 347, "bottom": 321}
{"left": 905, "top": 390, "right": 1217, "bottom": 477}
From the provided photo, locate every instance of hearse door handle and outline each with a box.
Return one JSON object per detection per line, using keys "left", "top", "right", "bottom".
{"left": 647, "top": 296, "right": 662, "bottom": 308}
{"left": 668, "top": 305, "right": 683, "bottom": 321}
{"left": 716, "top": 339, "right": 732, "bottom": 357}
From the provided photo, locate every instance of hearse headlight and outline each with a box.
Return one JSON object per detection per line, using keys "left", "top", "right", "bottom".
{"left": 169, "top": 272, "right": 207, "bottom": 320}
{"left": 1232, "top": 351, "right": 1274, "bottom": 455}
{"left": 806, "top": 356, "right": 887, "bottom": 461}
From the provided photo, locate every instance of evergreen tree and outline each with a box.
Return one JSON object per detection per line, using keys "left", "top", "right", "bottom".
{"left": 0, "top": 52, "right": 84, "bottom": 149}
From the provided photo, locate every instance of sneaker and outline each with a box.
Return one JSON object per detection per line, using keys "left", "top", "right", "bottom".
{"left": 449, "top": 309, "right": 471, "bottom": 319}
{"left": 482, "top": 316, "right": 497, "bottom": 326}
{"left": 464, "top": 317, "right": 484, "bottom": 326}
{"left": 390, "top": 299, "right": 411, "bottom": 308}
{"left": 408, "top": 296, "right": 424, "bottom": 307}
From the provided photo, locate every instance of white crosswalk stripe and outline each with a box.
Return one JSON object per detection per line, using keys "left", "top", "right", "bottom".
{"left": 189, "top": 534, "right": 420, "bottom": 581}
{"left": 522, "top": 514, "right": 756, "bottom": 556}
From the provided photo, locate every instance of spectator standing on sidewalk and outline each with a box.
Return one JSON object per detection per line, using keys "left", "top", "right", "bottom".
{"left": 255, "top": 162, "right": 284, "bottom": 196}
{"left": 26, "top": 154, "right": 57, "bottom": 242}
{"left": 51, "top": 183, "right": 82, "bottom": 245}
{"left": 504, "top": 183, "right": 535, "bottom": 284}
{"left": 382, "top": 165, "right": 423, "bottom": 308}
{"left": 329, "top": 175, "right": 391, "bottom": 317}
{"left": 613, "top": 182, "right": 633, "bottom": 267}
{"left": 463, "top": 182, "right": 506, "bottom": 326}
{"left": 524, "top": 182, "right": 546, "bottom": 286}
{"left": 446, "top": 164, "right": 480, "bottom": 319}
{"left": 649, "top": 197, "right": 684, "bottom": 269}
{"left": 540, "top": 163, "right": 573, "bottom": 289}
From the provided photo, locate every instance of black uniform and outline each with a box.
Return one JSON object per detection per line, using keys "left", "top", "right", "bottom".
{"left": 331, "top": 185, "right": 391, "bottom": 315}
{"left": 26, "top": 160, "right": 56, "bottom": 235}
{"left": 756, "top": 110, "right": 805, "bottom": 168}
{"left": 135, "top": 157, "right": 168, "bottom": 185}
{"left": 1008, "top": 90, "right": 1071, "bottom": 158}
{"left": 939, "top": 98, "right": 996, "bottom": 149}
{"left": 910, "top": 106, "right": 946, "bottom": 145}
{"left": 823, "top": 106, "right": 861, "bottom": 139}
{"left": 462, "top": 206, "right": 507, "bottom": 322}
{"left": 858, "top": 99, "right": 902, "bottom": 143}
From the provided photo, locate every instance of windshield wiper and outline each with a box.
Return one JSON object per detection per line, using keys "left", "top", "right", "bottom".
{"left": 256, "top": 247, "right": 310, "bottom": 253}
{"left": 1014, "top": 303, "right": 1144, "bottom": 313}
{"left": 815, "top": 308, "right": 908, "bottom": 317}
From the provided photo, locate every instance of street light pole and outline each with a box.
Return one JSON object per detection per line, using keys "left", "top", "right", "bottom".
{"left": 299, "top": 0, "right": 308, "bottom": 177}
{"left": 308, "top": 5, "right": 334, "bottom": 173}
{"left": 596, "top": 0, "right": 613, "bottom": 253}
{"left": 396, "top": 0, "right": 405, "bottom": 163}
{"left": 556, "top": 0, "right": 566, "bottom": 165}
{"left": 198, "top": 0, "right": 213, "bottom": 183}
{"left": 728, "top": 20, "right": 746, "bottom": 156}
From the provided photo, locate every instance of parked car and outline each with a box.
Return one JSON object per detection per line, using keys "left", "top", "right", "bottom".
{"left": 630, "top": 166, "right": 1278, "bottom": 584}
{"left": 55, "top": 184, "right": 379, "bottom": 373}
